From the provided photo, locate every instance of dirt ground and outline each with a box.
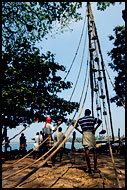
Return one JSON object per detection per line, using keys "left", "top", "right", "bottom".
{"left": 2, "top": 151, "right": 125, "bottom": 188}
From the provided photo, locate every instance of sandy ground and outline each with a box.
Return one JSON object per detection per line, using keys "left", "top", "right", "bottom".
{"left": 2, "top": 151, "right": 125, "bottom": 188}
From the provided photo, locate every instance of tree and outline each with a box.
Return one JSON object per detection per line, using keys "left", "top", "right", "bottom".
{"left": 2, "top": 2, "right": 82, "bottom": 52}
{"left": 2, "top": 2, "right": 82, "bottom": 132}
{"left": 96, "top": 2, "right": 116, "bottom": 11}
{"left": 2, "top": 44, "right": 79, "bottom": 130}
{"left": 108, "top": 26, "right": 125, "bottom": 106}
{"left": 96, "top": 2, "right": 125, "bottom": 106}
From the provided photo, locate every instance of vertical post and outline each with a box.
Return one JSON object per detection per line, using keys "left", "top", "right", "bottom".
{"left": 3, "top": 126, "right": 8, "bottom": 159}
{"left": 87, "top": 2, "right": 94, "bottom": 116}
{"left": 71, "top": 131, "right": 76, "bottom": 152}
{"left": 118, "top": 128, "right": 120, "bottom": 146}
{"left": 4, "top": 126, "right": 7, "bottom": 153}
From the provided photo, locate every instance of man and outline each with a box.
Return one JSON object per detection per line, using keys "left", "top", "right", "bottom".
{"left": 19, "top": 133, "right": 27, "bottom": 156}
{"left": 43, "top": 117, "right": 56, "bottom": 166}
{"left": 75, "top": 109, "right": 102, "bottom": 173}
{"left": 52, "top": 127, "right": 65, "bottom": 165}
{"left": 32, "top": 132, "right": 40, "bottom": 159}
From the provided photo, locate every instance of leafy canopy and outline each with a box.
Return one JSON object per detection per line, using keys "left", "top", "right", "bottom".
{"left": 2, "top": 2, "right": 82, "bottom": 51}
{"left": 108, "top": 26, "right": 125, "bottom": 106}
{"left": 2, "top": 2, "right": 82, "bottom": 129}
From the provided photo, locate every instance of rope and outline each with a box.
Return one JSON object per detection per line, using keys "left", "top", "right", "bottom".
{"left": 3, "top": 58, "right": 89, "bottom": 174}
{"left": 64, "top": 9, "right": 87, "bottom": 81}
{"left": 3, "top": 72, "right": 90, "bottom": 188}
{"left": 3, "top": 121, "right": 62, "bottom": 170}
{"left": 68, "top": 22, "right": 88, "bottom": 102}
{"left": 10, "top": 72, "right": 89, "bottom": 187}
{"left": 3, "top": 64, "right": 89, "bottom": 181}
{"left": 3, "top": 49, "right": 89, "bottom": 172}
{"left": 102, "top": 106, "right": 121, "bottom": 188}
{"left": 3, "top": 129, "right": 65, "bottom": 180}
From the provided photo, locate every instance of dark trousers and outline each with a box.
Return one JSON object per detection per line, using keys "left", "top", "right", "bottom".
{"left": 52, "top": 147, "right": 63, "bottom": 164}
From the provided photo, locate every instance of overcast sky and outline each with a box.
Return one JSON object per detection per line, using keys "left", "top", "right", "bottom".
{"left": 6, "top": 2, "right": 125, "bottom": 143}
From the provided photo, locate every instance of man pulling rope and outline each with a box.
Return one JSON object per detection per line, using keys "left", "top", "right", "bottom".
{"left": 75, "top": 109, "right": 102, "bottom": 174}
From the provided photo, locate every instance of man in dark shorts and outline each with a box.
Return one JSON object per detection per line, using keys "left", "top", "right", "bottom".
{"left": 76, "top": 109, "right": 102, "bottom": 173}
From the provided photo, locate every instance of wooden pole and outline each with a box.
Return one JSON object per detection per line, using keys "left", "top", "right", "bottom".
{"left": 87, "top": 2, "right": 94, "bottom": 116}
{"left": 118, "top": 128, "right": 120, "bottom": 154}
{"left": 4, "top": 127, "right": 7, "bottom": 153}
{"left": 71, "top": 131, "right": 76, "bottom": 152}
{"left": 118, "top": 128, "right": 120, "bottom": 146}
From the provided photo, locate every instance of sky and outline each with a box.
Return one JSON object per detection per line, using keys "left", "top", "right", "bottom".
{"left": 6, "top": 2, "right": 125, "bottom": 143}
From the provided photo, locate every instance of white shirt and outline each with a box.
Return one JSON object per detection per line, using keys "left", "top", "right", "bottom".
{"left": 43, "top": 123, "right": 54, "bottom": 135}
{"left": 33, "top": 143, "right": 39, "bottom": 151}
{"left": 39, "top": 134, "right": 43, "bottom": 144}
{"left": 32, "top": 134, "right": 40, "bottom": 151}
{"left": 54, "top": 131, "right": 65, "bottom": 147}
{"left": 34, "top": 135, "right": 40, "bottom": 144}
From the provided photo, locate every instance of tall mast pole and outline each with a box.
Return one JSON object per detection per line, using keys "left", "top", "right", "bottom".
{"left": 87, "top": 2, "right": 94, "bottom": 116}
{"left": 87, "top": 2, "right": 114, "bottom": 141}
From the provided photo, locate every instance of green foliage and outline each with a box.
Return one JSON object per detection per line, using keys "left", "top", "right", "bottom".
{"left": 2, "top": 2, "right": 82, "bottom": 129}
{"left": 96, "top": 2, "right": 120, "bottom": 11}
{"left": 108, "top": 26, "right": 125, "bottom": 106}
{"left": 2, "top": 46, "right": 79, "bottom": 128}
{"left": 2, "top": 2, "right": 82, "bottom": 51}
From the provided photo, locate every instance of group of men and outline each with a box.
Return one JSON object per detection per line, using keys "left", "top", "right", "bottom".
{"left": 32, "top": 117, "right": 65, "bottom": 167}
{"left": 28, "top": 108, "right": 102, "bottom": 172}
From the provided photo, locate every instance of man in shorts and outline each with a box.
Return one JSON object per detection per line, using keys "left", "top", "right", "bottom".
{"left": 76, "top": 109, "right": 102, "bottom": 173}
